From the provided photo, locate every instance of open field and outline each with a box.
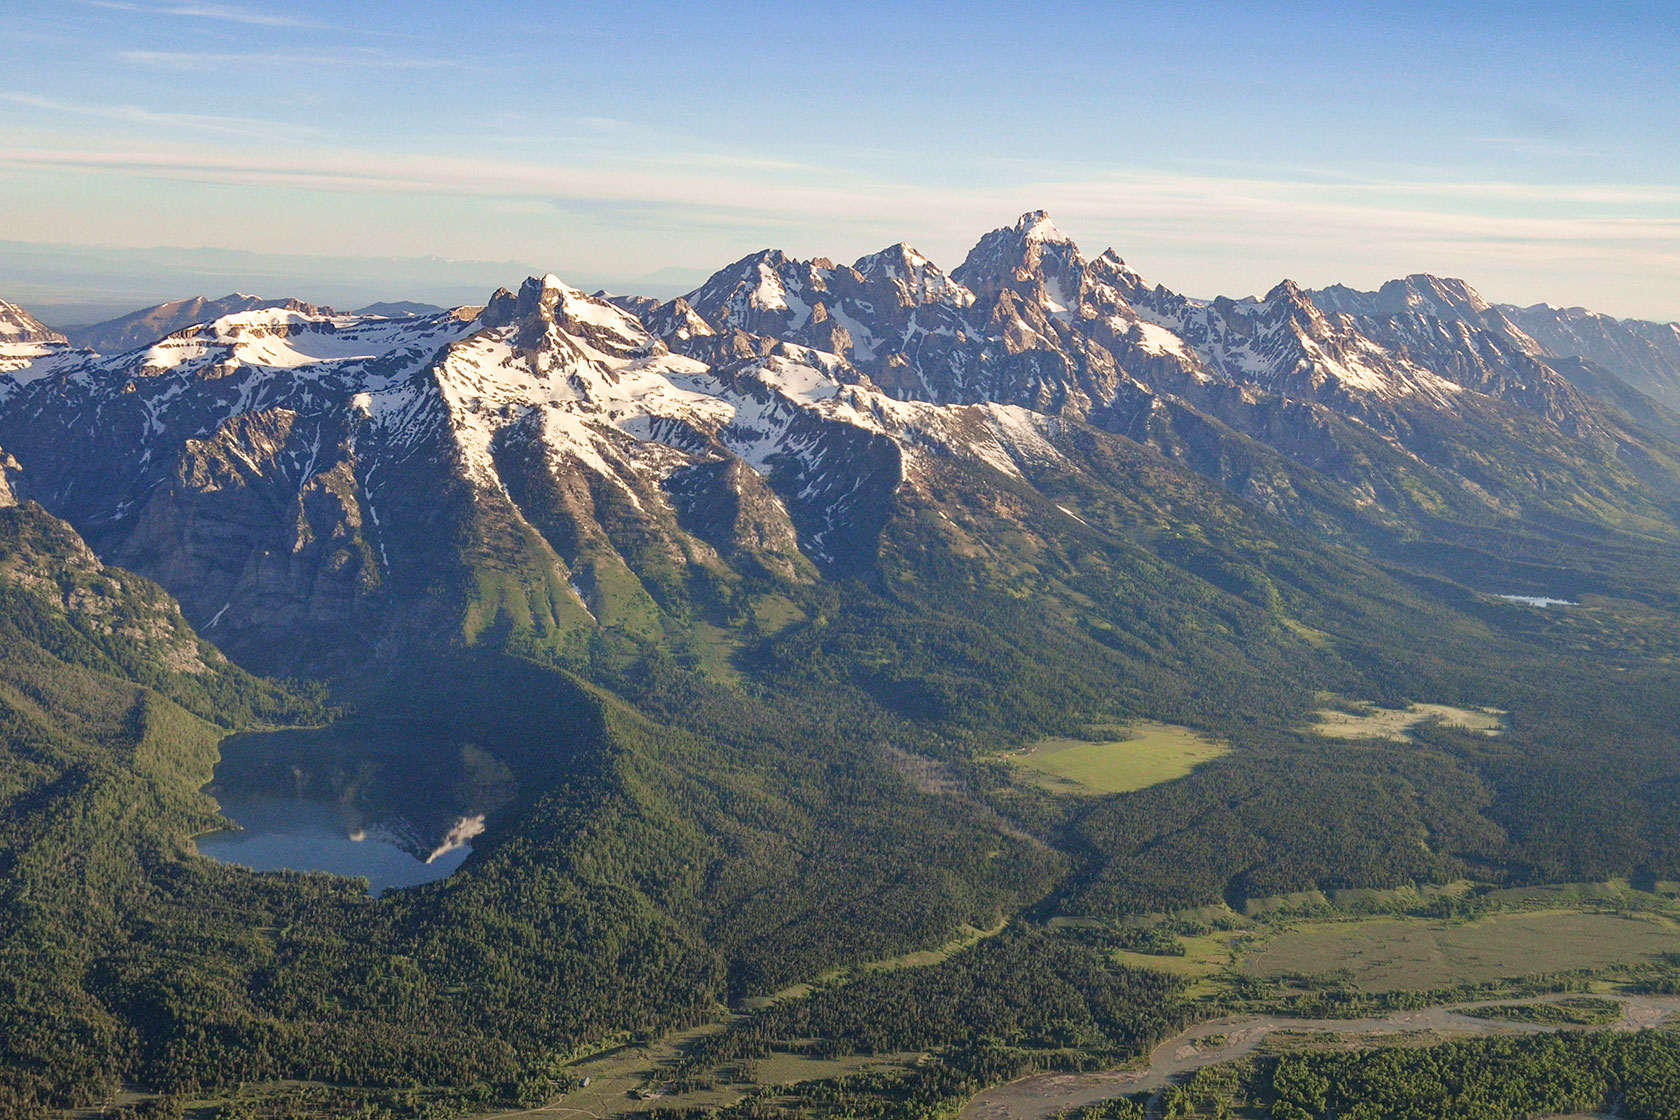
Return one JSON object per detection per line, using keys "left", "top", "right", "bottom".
{"left": 1311, "top": 699, "right": 1507, "bottom": 741}
{"left": 1241, "top": 909, "right": 1680, "bottom": 990}
{"left": 1106, "top": 929, "right": 1242, "bottom": 998}
{"left": 1006, "top": 721, "right": 1227, "bottom": 794}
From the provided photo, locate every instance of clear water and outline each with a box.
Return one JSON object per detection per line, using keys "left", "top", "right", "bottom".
{"left": 196, "top": 797, "right": 473, "bottom": 896}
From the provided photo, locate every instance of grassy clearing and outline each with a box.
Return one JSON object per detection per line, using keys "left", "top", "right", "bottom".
{"left": 535, "top": 1020, "right": 736, "bottom": 1118}
{"left": 750, "top": 592, "right": 805, "bottom": 635}
{"left": 1107, "top": 930, "right": 1245, "bottom": 998}
{"left": 751, "top": 1051, "right": 921, "bottom": 1087}
{"left": 684, "top": 619, "right": 747, "bottom": 687}
{"left": 1240, "top": 910, "right": 1680, "bottom": 990}
{"left": 1311, "top": 697, "right": 1507, "bottom": 741}
{"left": 682, "top": 593, "right": 809, "bottom": 688}
{"left": 1006, "top": 721, "right": 1228, "bottom": 795}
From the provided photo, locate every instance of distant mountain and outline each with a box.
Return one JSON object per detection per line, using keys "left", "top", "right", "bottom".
{"left": 354, "top": 300, "right": 445, "bottom": 318}
{"left": 1310, "top": 273, "right": 1532, "bottom": 335}
{"left": 61, "top": 293, "right": 335, "bottom": 352}
{"left": 1309, "top": 277, "right": 1680, "bottom": 408}
{"left": 0, "top": 297, "right": 66, "bottom": 345}
{"left": 1500, "top": 302, "right": 1680, "bottom": 406}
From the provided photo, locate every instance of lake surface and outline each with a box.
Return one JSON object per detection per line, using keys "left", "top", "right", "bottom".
{"left": 196, "top": 796, "right": 478, "bottom": 896}
{"left": 1499, "top": 594, "right": 1577, "bottom": 607}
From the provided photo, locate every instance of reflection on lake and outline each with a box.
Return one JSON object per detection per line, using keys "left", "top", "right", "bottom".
{"left": 196, "top": 797, "right": 481, "bottom": 896}
{"left": 196, "top": 718, "right": 520, "bottom": 896}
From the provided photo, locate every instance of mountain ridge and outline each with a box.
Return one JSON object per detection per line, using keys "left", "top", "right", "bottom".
{"left": 6, "top": 214, "right": 1680, "bottom": 678}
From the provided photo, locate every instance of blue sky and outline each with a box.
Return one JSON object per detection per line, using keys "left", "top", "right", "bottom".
{"left": 2, "top": 1, "right": 1677, "bottom": 321}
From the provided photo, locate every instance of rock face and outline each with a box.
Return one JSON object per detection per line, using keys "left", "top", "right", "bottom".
{"left": 0, "top": 448, "right": 18, "bottom": 508}
{"left": 3, "top": 214, "right": 1679, "bottom": 677}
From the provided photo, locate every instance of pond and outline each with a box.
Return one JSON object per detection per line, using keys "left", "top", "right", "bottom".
{"left": 196, "top": 797, "right": 481, "bottom": 896}
{"left": 194, "top": 719, "right": 518, "bottom": 896}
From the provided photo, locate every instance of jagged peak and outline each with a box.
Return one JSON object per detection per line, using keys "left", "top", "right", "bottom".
{"left": 481, "top": 275, "right": 557, "bottom": 327}
{"left": 714, "top": 247, "right": 794, "bottom": 276}
{"left": 1015, "top": 209, "right": 1073, "bottom": 244}
{"left": 953, "top": 213, "right": 1088, "bottom": 299}
{"left": 853, "top": 242, "right": 973, "bottom": 310}
{"left": 1311, "top": 274, "right": 1497, "bottom": 323}
{"left": 479, "top": 275, "right": 655, "bottom": 355}
{"left": 1092, "top": 249, "right": 1147, "bottom": 286}
{"left": 1264, "top": 278, "right": 1311, "bottom": 304}
{"left": 854, "top": 241, "right": 934, "bottom": 277}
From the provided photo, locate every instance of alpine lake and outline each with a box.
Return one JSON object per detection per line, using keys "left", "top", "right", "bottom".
{"left": 195, "top": 719, "right": 518, "bottom": 896}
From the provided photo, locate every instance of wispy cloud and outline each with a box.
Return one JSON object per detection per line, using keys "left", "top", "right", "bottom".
{"left": 0, "top": 92, "right": 318, "bottom": 140}
{"left": 89, "top": 0, "right": 335, "bottom": 30}
{"left": 4, "top": 141, "right": 1675, "bottom": 248}
{"left": 120, "top": 48, "right": 459, "bottom": 70}
{"left": 2, "top": 141, "right": 1675, "bottom": 317}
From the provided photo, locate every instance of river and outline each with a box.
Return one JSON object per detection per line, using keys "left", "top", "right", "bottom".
{"left": 959, "top": 993, "right": 1680, "bottom": 1120}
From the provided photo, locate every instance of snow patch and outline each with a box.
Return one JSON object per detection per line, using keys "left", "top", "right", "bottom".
{"left": 1131, "top": 321, "right": 1191, "bottom": 360}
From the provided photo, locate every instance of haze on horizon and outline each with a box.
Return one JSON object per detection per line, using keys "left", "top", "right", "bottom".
{"left": 1, "top": 0, "right": 1676, "bottom": 324}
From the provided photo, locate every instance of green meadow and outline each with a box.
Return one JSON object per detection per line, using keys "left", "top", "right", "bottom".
{"left": 1008, "top": 721, "right": 1228, "bottom": 795}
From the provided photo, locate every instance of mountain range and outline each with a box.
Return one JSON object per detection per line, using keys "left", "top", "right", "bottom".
{"left": 3, "top": 212, "right": 1680, "bottom": 1114}
{"left": 4, "top": 211, "right": 1678, "bottom": 677}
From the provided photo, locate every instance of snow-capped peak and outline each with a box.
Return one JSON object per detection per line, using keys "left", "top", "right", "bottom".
{"left": 853, "top": 243, "right": 975, "bottom": 309}
{"left": 480, "top": 274, "right": 658, "bottom": 358}
{"left": 1385, "top": 274, "right": 1493, "bottom": 318}
{"left": 854, "top": 242, "right": 930, "bottom": 280}
{"left": 1015, "top": 210, "right": 1072, "bottom": 244}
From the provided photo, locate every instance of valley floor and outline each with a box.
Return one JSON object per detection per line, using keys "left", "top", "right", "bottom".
{"left": 958, "top": 991, "right": 1680, "bottom": 1120}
